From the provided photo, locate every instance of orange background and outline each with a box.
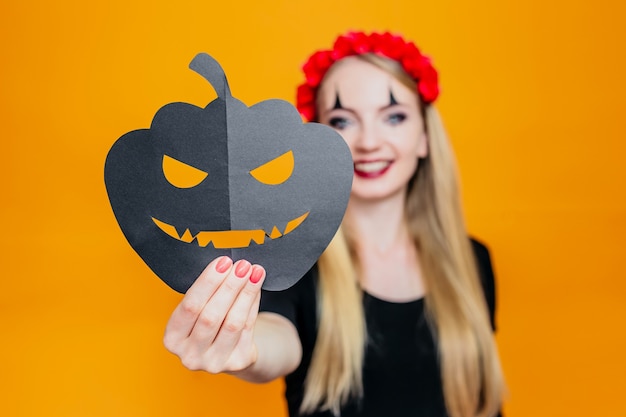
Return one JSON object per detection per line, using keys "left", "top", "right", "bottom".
{"left": 2, "top": 1, "right": 625, "bottom": 416}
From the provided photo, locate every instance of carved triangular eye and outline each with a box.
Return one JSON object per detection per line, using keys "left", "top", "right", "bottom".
{"left": 249, "top": 150, "right": 294, "bottom": 185}
{"left": 162, "top": 155, "right": 208, "bottom": 188}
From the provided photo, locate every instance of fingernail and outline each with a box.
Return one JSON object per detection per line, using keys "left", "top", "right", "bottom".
{"left": 234, "top": 260, "right": 251, "bottom": 278}
{"left": 250, "top": 265, "right": 264, "bottom": 284}
{"left": 215, "top": 256, "right": 233, "bottom": 273}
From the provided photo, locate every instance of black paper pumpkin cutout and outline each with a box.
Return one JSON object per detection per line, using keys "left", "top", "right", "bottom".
{"left": 104, "top": 53, "right": 353, "bottom": 292}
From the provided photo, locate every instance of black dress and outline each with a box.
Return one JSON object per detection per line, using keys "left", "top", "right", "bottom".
{"left": 259, "top": 239, "right": 498, "bottom": 417}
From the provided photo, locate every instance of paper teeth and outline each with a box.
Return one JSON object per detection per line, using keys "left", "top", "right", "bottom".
{"left": 251, "top": 234, "right": 266, "bottom": 245}
{"left": 180, "top": 229, "right": 194, "bottom": 243}
{"left": 196, "top": 232, "right": 211, "bottom": 247}
{"left": 284, "top": 212, "right": 309, "bottom": 235}
{"left": 268, "top": 226, "right": 282, "bottom": 239}
{"left": 152, "top": 211, "right": 309, "bottom": 249}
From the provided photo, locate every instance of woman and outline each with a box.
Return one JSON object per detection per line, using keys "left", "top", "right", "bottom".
{"left": 163, "top": 31, "right": 505, "bottom": 417}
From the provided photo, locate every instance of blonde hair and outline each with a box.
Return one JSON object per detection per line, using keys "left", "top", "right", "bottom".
{"left": 301, "top": 54, "right": 504, "bottom": 417}
{"left": 300, "top": 228, "right": 365, "bottom": 415}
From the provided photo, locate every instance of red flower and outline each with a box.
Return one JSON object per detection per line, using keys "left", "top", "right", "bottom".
{"left": 302, "top": 50, "right": 334, "bottom": 87}
{"left": 296, "top": 83, "right": 316, "bottom": 121}
{"left": 295, "top": 31, "right": 440, "bottom": 121}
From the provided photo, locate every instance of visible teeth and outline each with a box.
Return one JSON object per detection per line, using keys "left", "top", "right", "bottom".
{"left": 354, "top": 161, "right": 390, "bottom": 172}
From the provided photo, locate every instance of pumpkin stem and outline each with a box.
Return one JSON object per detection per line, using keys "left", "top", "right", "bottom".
{"left": 189, "top": 53, "right": 232, "bottom": 99}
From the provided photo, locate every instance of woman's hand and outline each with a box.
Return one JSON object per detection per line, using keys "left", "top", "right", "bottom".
{"left": 163, "top": 256, "right": 265, "bottom": 374}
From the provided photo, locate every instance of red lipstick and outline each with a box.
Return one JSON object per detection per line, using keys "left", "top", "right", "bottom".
{"left": 353, "top": 160, "right": 392, "bottom": 178}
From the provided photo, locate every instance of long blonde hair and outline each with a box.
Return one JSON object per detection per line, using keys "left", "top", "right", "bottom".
{"left": 301, "top": 54, "right": 504, "bottom": 417}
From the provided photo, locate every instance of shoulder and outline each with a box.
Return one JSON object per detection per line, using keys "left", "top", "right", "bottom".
{"left": 470, "top": 237, "right": 491, "bottom": 270}
{"left": 469, "top": 237, "right": 498, "bottom": 331}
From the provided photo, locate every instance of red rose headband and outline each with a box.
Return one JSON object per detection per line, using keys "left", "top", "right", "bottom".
{"left": 296, "top": 31, "right": 440, "bottom": 122}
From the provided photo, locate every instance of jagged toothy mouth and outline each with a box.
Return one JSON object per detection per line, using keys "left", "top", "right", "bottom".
{"left": 151, "top": 211, "right": 310, "bottom": 249}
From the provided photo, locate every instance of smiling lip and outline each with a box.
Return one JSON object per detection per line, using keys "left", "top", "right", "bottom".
{"left": 353, "top": 160, "right": 392, "bottom": 178}
{"left": 151, "top": 211, "right": 309, "bottom": 249}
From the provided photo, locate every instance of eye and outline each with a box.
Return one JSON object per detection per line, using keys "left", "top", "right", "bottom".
{"left": 387, "top": 112, "right": 407, "bottom": 125}
{"left": 162, "top": 155, "right": 208, "bottom": 188}
{"left": 250, "top": 150, "right": 294, "bottom": 185}
{"left": 328, "top": 116, "right": 351, "bottom": 130}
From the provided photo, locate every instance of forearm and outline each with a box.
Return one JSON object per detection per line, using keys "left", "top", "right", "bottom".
{"left": 229, "top": 312, "right": 302, "bottom": 383}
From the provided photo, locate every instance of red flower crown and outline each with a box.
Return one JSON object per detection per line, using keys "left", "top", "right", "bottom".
{"left": 296, "top": 31, "right": 440, "bottom": 122}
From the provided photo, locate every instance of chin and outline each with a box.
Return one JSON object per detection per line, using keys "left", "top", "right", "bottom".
{"left": 350, "top": 185, "right": 408, "bottom": 203}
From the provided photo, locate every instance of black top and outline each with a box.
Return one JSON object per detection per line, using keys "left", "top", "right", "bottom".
{"left": 260, "top": 239, "right": 498, "bottom": 417}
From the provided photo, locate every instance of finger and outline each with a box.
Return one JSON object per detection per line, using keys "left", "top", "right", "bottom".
{"left": 225, "top": 272, "right": 265, "bottom": 371}
{"left": 208, "top": 265, "right": 266, "bottom": 369}
{"left": 164, "top": 256, "right": 233, "bottom": 346}
{"left": 187, "top": 259, "right": 253, "bottom": 350}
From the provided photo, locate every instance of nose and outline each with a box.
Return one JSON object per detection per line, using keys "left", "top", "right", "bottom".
{"left": 353, "top": 122, "right": 382, "bottom": 152}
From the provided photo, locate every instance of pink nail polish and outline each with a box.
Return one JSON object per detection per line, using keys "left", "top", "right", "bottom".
{"left": 234, "top": 260, "right": 251, "bottom": 278}
{"left": 250, "top": 265, "right": 264, "bottom": 284}
{"left": 215, "top": 256, "right": 232, "bottom": 273}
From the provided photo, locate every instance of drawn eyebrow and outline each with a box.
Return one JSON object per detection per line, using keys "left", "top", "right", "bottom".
{"left": 332, "top": 90, "right": 344, "bottom": 110}
{"left": 323, "top": 87, "right": 403, "bottom": 117}
{"left": 322, "top": 89, "right": 354, "bottom": 117}
{"left": 378, "top": 88, "right": 404, "bottom": 111}
{"left": 389, "top": 90, "right": 399, "bottom": 106}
